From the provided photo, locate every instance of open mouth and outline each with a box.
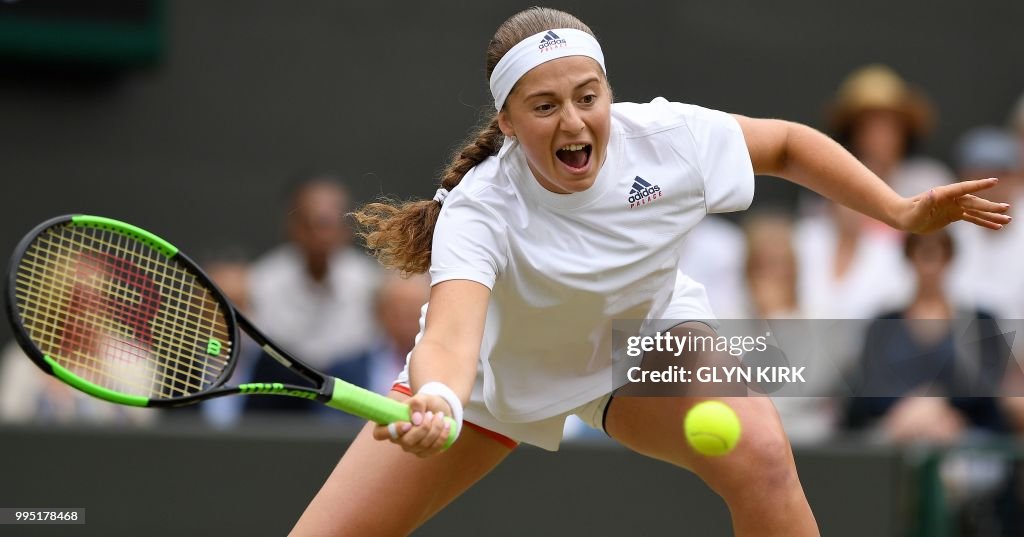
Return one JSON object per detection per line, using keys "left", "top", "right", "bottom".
{"left": 556, "top": 143, "right": 592, "bottom": 171}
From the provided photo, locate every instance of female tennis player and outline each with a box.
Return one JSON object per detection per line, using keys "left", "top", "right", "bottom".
{"left": 290, "top": 7, "right": 1010, "bottom": 536}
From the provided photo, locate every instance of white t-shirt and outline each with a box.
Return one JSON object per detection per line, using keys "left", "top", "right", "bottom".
{"left": 429, "top": 98, "right": 754, "bottom": 422}
{"left": 948, "top": 200, "right": 1024, "bottom": 320}
{"left": 248, "top": 245, "right": 381, "bottom": 369}
{"left": 793, "top": 217, "right": 912, "bottom": 319}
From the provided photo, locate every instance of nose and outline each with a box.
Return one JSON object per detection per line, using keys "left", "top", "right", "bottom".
{"left": 560, "top": 104, "right": 585, "bottom": 133}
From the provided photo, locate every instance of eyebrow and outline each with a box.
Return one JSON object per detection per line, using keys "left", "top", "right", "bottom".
{"left": 521, "top": 77, "right": 601, "bottom": 101}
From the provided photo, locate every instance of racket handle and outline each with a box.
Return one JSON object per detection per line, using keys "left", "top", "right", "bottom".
{"left": 326, "top": 378, "right": 458, "bottom": 449}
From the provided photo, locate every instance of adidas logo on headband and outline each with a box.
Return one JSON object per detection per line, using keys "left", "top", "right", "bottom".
{"left": 538, "top": 30, "right": 567, "bottom": 52}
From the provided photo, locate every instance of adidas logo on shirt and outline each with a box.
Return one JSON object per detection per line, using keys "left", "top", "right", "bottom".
{"left": 538, "top": 30, "right": 567, "bottom": 52}
{"left": 628, "top": 176, "right": 663, "bottom": 208}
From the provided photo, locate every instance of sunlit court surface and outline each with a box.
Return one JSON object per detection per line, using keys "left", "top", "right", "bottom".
{"left": 1, "top": 1, "right": 1024, "bottom": 536}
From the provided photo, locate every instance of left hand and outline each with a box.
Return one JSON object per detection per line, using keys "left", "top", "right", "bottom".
{"left": 898, "top": 178, "right": 1011, "bottom": 234}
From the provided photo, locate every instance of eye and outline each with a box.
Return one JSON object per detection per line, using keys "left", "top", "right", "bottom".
{"left": 580, "top": 94, "right": 597, "bottom": 105}
{"left": 534, "top": 103, "right": 556, "bottom": 114}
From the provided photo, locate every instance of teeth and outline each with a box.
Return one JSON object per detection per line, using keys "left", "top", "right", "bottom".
{"left": 559, "top": 143, "right": 587, "bottom": 152}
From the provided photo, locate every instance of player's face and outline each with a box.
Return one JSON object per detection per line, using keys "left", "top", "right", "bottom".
{"left": 499, "top": 56, "right": 611, "bottom": 194}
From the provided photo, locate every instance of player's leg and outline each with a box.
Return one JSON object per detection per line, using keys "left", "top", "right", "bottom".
{"left": 607, "top": 395, "right": 818, "bottom": 535}
{"left": 290, "top": 390, "right": 514, "bottom": 537}
{"left": 605, "top": 323, "right": 819, "bottom": 537}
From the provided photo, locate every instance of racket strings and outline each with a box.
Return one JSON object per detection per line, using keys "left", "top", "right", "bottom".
{"left": 16, "top": 230, "right": 227, "bottom": 398}
{"left": 13, "top": 297, "right": 217, "bottom": 397}
{"left": 14, "top": 237, "right": 211, "bottom": 398}
{"left": 15, "top": 256, "right": 204, "bottom": 364}
{"left": 13, "top": 223, "right": 233, "bottom": 400}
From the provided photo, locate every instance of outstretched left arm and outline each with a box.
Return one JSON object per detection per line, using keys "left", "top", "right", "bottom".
{"left": 732, "top": 115, "right": 1011, "bottom": 233}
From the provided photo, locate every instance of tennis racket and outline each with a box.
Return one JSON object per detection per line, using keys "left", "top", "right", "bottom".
{"left": 5, "top": 214, "right": 456, "bottom": 448}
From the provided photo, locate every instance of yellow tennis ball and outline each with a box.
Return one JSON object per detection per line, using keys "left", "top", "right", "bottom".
{"left": 684, "top": 400, "right": 741, "bottom": 456}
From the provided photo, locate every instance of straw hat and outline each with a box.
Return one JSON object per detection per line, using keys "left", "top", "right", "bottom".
{"left": 828, "top": 64, "right": 934, "bottom": 138}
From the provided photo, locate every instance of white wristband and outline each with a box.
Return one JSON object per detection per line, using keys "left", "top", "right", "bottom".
{"left": 418, "top": 381, "right": 463, "bottom": 438}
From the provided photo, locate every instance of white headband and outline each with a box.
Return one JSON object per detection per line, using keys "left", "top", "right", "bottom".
{"left": 489, "top": 28, "right": 606, "bottom": 111}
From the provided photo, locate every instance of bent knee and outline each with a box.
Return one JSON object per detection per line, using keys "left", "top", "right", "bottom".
{"left": 700, "top": 422, "right": 798, "bottom": 498}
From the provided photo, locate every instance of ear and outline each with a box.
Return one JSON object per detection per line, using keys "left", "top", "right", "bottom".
{"left": 497, "top": 110, "right": 515, "bottom": 138}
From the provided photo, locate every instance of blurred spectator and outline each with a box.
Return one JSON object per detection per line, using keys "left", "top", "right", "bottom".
{"left": 947, "top": 127, "right": 1024, "bottom": 320}
{"left": 0, "top": 340, "right": 156, "bottom": 426}
{"left": 198, "top": 257, "right": 261, "bottom": 427}
{"left": 828, "top": 64, "right": 955, "bottom": 198}
{"left": 245, "top": 174, "right": 382, "bottom": 416}
{"left": 677, "top": 216, "right": 747, "bottom": 319}
{"left": 845, "top": 230, "right": 1009, "bottom": 440}
{"left": 954, "top": 126, "right": 1021, "bottom": 200}
{"left": 741, "top": 213, "right": 839, "bottom": 443}
{"left": 742, "top": 213, "right": 800, "bottom": 319}
{"left": 1011, "top": 91, "right": 1024, "bottom": 162}
{"left": 793, "top": 65, "right": 950, "bottom": 320}
{"left": 794, "top": 201, "right": 912, "bottom": 319}
{"left": 844, "top": 230, "right": 1020, "bottom": 536}
{"left": 367, "top": 271, "right": 430, "bottom": 396}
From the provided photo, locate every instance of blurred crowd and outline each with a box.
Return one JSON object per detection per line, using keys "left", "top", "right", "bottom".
{"left": 2, "top": 63, "right": 1024, "bottom": 452}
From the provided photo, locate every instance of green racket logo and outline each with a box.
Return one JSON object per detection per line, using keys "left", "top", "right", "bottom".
{"left": 238, "top": 382, "right": 317, "bottom": 400}
{"left": 206, "top": 338, "right": 222, "bottom": 356}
